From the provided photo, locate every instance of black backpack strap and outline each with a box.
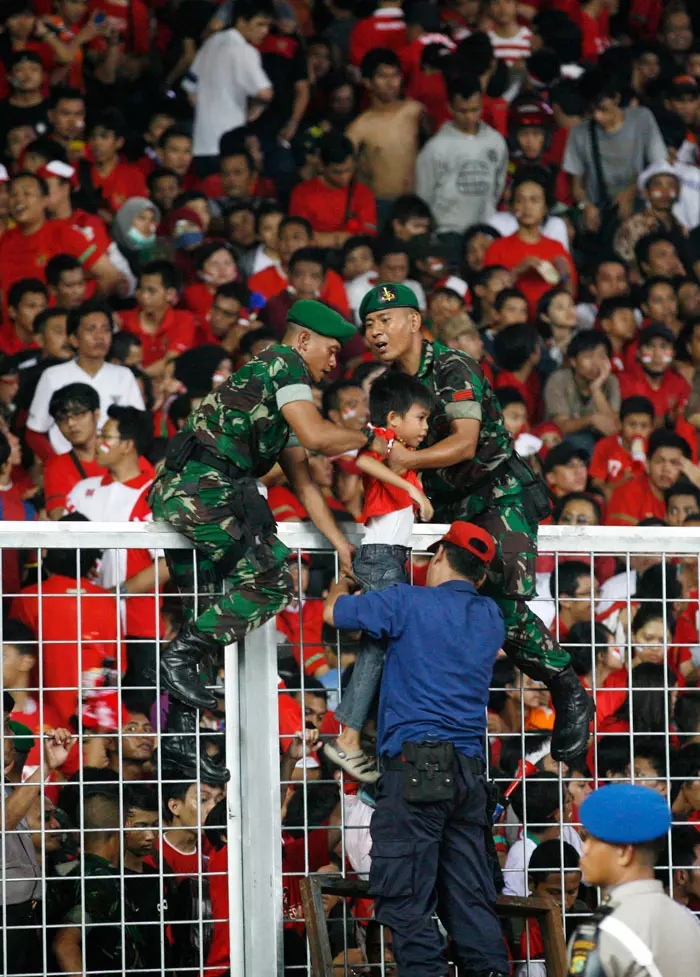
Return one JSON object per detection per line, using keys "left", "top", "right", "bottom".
{"left": 588, "top": 118, "right": 610, "bottom": 207}
{"left": 69, "top": 450, "right": 87, "bottom": 481}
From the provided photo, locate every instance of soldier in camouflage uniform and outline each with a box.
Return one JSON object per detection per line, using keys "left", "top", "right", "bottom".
{"left": 357, "top": 283, "right": 593, "bottom": 761}
{"left": 150, "top": 300, "right": 373, "bottom": 781}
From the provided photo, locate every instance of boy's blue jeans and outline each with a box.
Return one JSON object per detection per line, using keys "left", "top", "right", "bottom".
{"left": 334, "top": 544, "right": 409, "bottom": 732}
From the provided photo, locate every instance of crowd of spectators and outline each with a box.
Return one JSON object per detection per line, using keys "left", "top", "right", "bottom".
{"left": 1, "top": 0, "right": 700, "bottom": 974}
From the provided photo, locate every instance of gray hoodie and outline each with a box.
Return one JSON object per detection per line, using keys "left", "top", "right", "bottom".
{"left": 415, "top": 121, "right": 508, "bottom": 234}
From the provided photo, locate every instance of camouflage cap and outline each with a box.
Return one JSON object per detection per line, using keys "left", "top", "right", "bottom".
{"left": 358, "top": 282, "right": 420, "bottom": 322}
{"left": 288, "top": 299, "right": 357, "bottom": 342}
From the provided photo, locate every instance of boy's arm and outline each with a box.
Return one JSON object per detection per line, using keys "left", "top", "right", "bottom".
{"left": 356, "top": 453, "right": 433, "bottom": 521}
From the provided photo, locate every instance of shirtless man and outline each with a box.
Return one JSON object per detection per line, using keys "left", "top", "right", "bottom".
{"left": 346, "top": 48, "right": 422, "bottom": 228}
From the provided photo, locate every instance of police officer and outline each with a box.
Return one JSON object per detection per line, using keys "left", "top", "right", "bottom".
{"left": 357, "top": 282, "right": 592, "bottom": 762}
{"left": 567, "top": 783, "right": 700, "bottom": 976}
{"left": 151, "top": 300, "right": 374, "bottom": 781}
{"left": 324, "top": 521, "right": 510, "bottom": 977}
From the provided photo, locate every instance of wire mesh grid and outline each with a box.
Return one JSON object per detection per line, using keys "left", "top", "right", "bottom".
{"left": 0, "top": 523, "right": 698, "bottom": 977}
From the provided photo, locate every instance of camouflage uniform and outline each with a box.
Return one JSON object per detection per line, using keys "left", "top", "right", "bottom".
{"left": 150, "top": 343, "right": 316, "bottom": 644}
{"left": 405, "top": 339, "right": 569, "bottom": 672}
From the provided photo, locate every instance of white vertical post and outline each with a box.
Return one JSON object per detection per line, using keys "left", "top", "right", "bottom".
{"left": 238, "top": 621, "right": 283, "bottom": 976}
{"left": 225, "top": 641, "right": 245, "bottom": 977}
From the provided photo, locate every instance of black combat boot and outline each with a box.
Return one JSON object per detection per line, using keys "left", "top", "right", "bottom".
{"left": 549, "top": 665, "right": 595, "bottom": 762}
{"left": 159, "top": 625, "right": 221, "bottom": 710}
{"left": 161, "top": 702, "right": 230, "bottom": 785}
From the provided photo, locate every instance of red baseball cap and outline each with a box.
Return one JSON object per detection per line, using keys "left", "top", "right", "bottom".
{"left": 440, "top": 521, "right": 496, "bottom": 565}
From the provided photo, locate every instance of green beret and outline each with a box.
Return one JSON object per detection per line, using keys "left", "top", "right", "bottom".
{"left": 358, "top": 282, "right": 420, "bottom": 323}
{"left": 8, "top": 719, "right": 35, "bottom": 756}
{"left": 287, "top": 299, "right": 357, "bottom": 342}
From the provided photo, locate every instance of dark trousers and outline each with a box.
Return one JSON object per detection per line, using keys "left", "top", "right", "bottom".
{"left": 369, "top": 764, "right": 508, "bottom": 977}
{"left": 3, "top": 900, "right": 41, "bottom": 975}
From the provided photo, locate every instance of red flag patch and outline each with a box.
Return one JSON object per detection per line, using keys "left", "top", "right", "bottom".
{"left": 454, "top": 389, "right": 474, "bottom": 401}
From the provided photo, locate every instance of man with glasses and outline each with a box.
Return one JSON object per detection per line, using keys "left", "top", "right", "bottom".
{"left": 44, "top": 381, "right": 102, "bottom": 518}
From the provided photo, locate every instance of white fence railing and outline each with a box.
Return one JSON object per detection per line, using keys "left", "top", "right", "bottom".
{"left": 0, "top": 522, "right": 697, "bottom": 977}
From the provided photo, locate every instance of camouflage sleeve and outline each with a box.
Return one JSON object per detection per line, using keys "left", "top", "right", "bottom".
{"left": 271, "top": 347, "right": 314, "bottom": 410}
{"left": 435, "top": 350, "right": 484, "bottom": 423}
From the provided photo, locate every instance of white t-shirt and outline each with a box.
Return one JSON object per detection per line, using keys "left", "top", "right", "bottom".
{"left": 27, "top": 359, "right": 145, "bottom": 454}
{"left": 184, "top": 28, "right": 271, "bottom": 156}
{"left": 598, "top": 569, "right": 638, "bottom": 614}
{"left": 488, "top": 212, "right": 571, "bottom": 252}
{"left": 363, "top": 506, "right": 414, "bottom": 547}
{"left": 488, "top": 27, "right": 532, "bottom": 65}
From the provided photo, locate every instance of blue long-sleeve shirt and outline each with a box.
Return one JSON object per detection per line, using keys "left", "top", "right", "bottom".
{"left": 333, "top": 581, "right": 505, "bottom": 758}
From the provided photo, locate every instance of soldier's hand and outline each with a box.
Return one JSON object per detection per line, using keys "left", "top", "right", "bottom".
{"left": 387, "top": 441, "right": 413, "bottom": 474}
{"left": 336, "top": 540, "right": 356, "bottom": 579}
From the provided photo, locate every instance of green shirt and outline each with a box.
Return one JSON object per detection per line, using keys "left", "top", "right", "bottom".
{"left": 408, "top": 340, "right": 517, "bottom": 509}
{"left": 185, "top": 343, "right": 314, "bottom": 477}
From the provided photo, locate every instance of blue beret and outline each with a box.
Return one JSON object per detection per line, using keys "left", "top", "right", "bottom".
{"left": 580, "top": 784, "right": 671, "bottom": 844}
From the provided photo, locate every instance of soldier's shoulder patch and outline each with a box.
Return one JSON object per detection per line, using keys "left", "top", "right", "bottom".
{"left": 379, "top": 285, "right": 396, "bottom": 303}
{"left": 454, "top": 388, "right": 474, "bottom": 401}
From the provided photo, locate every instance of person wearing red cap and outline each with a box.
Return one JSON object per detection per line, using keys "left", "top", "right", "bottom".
{"left": 324, "top": 520, "right": 509, "bottom": 977}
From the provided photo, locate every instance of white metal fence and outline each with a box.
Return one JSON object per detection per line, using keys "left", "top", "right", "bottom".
{"left": 0, "top": 522, "right": 698, "bottom": 977}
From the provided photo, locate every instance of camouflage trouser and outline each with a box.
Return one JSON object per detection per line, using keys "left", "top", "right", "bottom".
{"left": 435, "top": 493, "right": 570, "bottom": 674}
{"left": 150, "top": 469, "right": 294, "bottom": 645}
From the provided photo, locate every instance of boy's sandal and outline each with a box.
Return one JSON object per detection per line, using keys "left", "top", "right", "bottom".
{"left": 324, "top": 741, "right": 380, "bottom": 784}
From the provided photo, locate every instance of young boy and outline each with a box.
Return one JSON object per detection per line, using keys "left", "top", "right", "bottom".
{"left": 620, "top": 323, "right": 690, "bottom": 424}
{"left": 487, "top": 0, "right": 532, "bottom": 67}
{"left": 87, "top": 110, "right": 148, "bottom": 216}
{"left": 516, "top": 839, "right": 582, "bottom": 977}
{"left": 589, "top": 395, "right": 655, "bottom": 500}
{"left": 44, "top": 382, "right": 103, "bottom": 519}
{"left": 324, "top": 373, "right": 434, "bottom": 782}
{"left": 597, "top": 295, "right": 639, "bottom": 376}
{"left": 119, "top": 260, "right": 195, "bottom": 374}
{"left": 493, "top": 324, "right": 541, "bottom": 423}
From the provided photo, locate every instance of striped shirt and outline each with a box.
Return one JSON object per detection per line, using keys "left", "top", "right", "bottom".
{"left": 488, "top": 27, "right": 532, "bottom": 65}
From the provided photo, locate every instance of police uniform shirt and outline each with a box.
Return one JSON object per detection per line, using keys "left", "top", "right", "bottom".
{"left": 569, "top": 879, "right": 700, "bottom": 977}
{"left": 333, "top": 580, "right": 505, "bottom": 756}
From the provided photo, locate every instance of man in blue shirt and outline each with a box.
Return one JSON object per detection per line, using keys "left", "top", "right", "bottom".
{"left": 324, "top": 521, "right": 509, "bottom": 977}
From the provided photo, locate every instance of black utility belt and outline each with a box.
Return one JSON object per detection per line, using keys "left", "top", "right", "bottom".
{"left": 383, "top": 742, "right": 484, "bottom": 803}
{"left": 164, "top": 431, "right": 244, "bottom": 482}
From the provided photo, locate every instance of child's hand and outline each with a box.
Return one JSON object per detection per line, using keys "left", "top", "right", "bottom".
{"left": 409, "top": 486, "right": 434, "bottom": 522}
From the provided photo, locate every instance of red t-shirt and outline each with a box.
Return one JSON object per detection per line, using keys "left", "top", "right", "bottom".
{"left": 289, "top": 177, "right": 377, "bottom": 235}
{"left": 580, "top": 9, "right": 610, "bottom": 61}
{"left": 619, "top": 368, "right": 690, "bottom": 421}
{"left": 360, "top": 450, "right": 421, "bottom": 522}
{"left": 205, "top": 845, "right": 230, "bottom": 977}
{"left": 349, "top": 10, "right": 407, "bottom": 67}
{"left": 181, "top": 282, "right": 214, "bottom": 325}
{"left": 44, "top": 452, "right": 104, "bottom": 514}
{"left": 120, "top": 307, "right": 195, "bottom": 366}
{"left": 156, "top": 835, "right": 207, "bottom": 879}
{"left": 0, "top": 325, "right": 39, "bottom": 357}
{"left": 197, "top": 173, "right": 276, "bottom": 199}
{"left": 277, "top": 600, "right": 327, "bottom": 675}
{"left": 89, "top": 0, "right": 151, "bottom": 55}
{"left": 589, "top": 435, "right": 646, "bottom": 486}
{"left": 606, "top": 473, "right": 666, "bottom": 526}
{"left": 278, "top": 689, "right": 303, "bottom": 754}
{"left": 90, "top": 161, "right": 148, "bottom": 213}
{"left": 483, "top": 234, "right": 576, "bottom": 320}
{"left": 268, "top": 485, "right": 308, "bottom": 522}
{"left": 0, "top": 220, "right": 103, "bottom": 315}
{"left": 248, "top": 266, "right": 351, "bottom": 317}
{"left": 59, "top": 209, "right": 112, "bottom": 254}
{"left": 582, "top": 670, "right": 629, "bottom": 727}
{"left": 494, "top": 369, "right": 542, "bottom": 424}
{"left": 11, "top": 574, "right": 120, "bottom": 727}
